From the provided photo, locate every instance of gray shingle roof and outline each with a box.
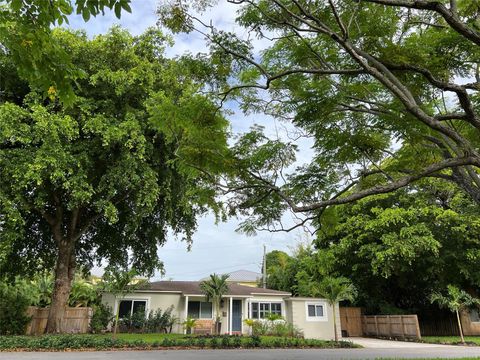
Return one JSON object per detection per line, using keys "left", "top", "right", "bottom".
{"left": 146, "top": 281, "right": 291, "bottom": 296}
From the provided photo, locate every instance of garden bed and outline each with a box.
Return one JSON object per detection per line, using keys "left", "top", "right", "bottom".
{"left": 0, "top": 334, "right": 359, "bottom": 351}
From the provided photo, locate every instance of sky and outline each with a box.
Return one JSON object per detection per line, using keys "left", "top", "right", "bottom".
{"left": 66, "top": 0, "right": 313, "bottom": 281}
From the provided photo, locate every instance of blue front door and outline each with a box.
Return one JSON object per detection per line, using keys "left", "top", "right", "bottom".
{"left": 232, "top": 300, "right": 242, "bottom": 332}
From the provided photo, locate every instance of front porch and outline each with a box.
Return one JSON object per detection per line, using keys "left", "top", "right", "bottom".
{"left": 183, "top": 295, "right": 285, "bottom": 335}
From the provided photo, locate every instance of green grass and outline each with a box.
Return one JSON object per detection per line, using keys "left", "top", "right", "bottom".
{"left": 422, "top": 336, "right": 480, "bottom": 345}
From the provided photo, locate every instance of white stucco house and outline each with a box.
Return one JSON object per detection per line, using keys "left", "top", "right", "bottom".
{"left": 102, "top": 280, "right": 341, "bottom": 340}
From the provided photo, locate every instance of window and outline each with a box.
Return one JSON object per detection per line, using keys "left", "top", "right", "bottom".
{"left": 250, "top": 302, "right": 282, "bottom": 319}
{"left": 305, "top": 302, "right": 327, "bottom": 321}
{"left": 188, "top": 301, "right": 212, "bottom": 319}
{"left": 118, "top": 300, "right": 147, "bottom": 318}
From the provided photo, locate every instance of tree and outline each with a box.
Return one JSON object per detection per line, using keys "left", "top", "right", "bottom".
{"left": 199, "top": 273, "right": 229, "bottom": 334}
{"left": 159, "top": 0, "right": 480, "bottom": 234}
{"left": 317, "top": 276, "right": 357, "bottom": 341}
{"left": 0, "top": 28, "right": 228, "bottom": 333}
{"left": 430, "top": 285, "right": 480, "bottom": 344}
{"left": 0, "top": 0, "right": 133, "bottom": 104}
{"left": 263, "top": 181, "right": 480, "bottom": 314}
{"left": 100, "top": 266, "right": 147, "bottom": 337}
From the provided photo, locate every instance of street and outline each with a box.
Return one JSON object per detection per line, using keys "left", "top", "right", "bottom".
{"left": 1, "top": 347, "right": 480, "bottom": 360}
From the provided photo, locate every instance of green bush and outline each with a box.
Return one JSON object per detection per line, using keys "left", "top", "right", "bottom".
{"left": 196, "top": 337, "right": 206, "bottom": 348}
{"left": 0, "top": 281, "right": 33, "bottom": 335}
{"left": 209, "top": 336, "right": 219, "bottom": 348}
{"left": 232, "top": 335, "right": 242, "bottom": 348}
{"left": 90, "top": 303, "right": 113, "bottom": 333}
{"left": 0, "top": 334, "right": 360, "bottom": 350}
{"left": 221, "top": 335, "right": 230, "bottom": 348}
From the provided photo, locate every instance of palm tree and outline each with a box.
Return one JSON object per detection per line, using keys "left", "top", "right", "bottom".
{"left": 430, "top": 285, "right": 479, "bottom": 344}
{"left": 317, "top": 276, "right": 357, "bottom": 342}
{"left": 200, "top": 273, "right": 229, "bottom": 334}
{"left": 100, "top": 266, "right": 147, "bottom": 338}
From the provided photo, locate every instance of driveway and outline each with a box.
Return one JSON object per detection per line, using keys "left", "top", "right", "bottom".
{"left": 349, "top": 337, "right": 462, "bottom": 348}
{"left": 1, "top": 346, "right": 480, "bottom": 360}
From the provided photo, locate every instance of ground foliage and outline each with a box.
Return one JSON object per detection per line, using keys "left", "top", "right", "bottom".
{"left": 0, "top": 334, "right": 358, "bottom": 350}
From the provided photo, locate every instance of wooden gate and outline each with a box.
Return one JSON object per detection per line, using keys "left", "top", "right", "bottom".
{"left": 340, "top": 307, "right": 363, "bottom": 337}
{"left": 362, "top": 315, "right": 421, "bottom": 339}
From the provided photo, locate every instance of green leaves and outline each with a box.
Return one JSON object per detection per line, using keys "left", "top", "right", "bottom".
{"left": 430, "top": 285, "right": 480, "bottom": 313}
{"left": 0, "top": 28, "right": 228, "bottom": 279}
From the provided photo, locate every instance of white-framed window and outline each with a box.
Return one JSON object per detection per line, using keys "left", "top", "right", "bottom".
{"left": 118, "top": 299, "right": 148, "bottom": 319}
{"left": 188, "top": 301, "right": 213, "bottom": 319}
{"left": 305, "top": 302, "right": 328, "bottom": 322}
{"left": 250, "top": 302, "right": 282, "bottom": 319}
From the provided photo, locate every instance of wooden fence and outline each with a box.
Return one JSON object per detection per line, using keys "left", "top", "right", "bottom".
{"left": 362, "top": 315, "right": 421, "bottom": 339}
{"left": 26, "top": 307, "right": 93, "bottom": 335}
{"left": 340, "top": 307, "right": 363, "bottom": 337}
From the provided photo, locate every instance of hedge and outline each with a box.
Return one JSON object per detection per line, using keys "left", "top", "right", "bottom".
{"left": 0, "top": 334, "right": 359, "bottom": 351}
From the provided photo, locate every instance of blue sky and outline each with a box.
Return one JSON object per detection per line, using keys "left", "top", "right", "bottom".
{"left": 66, "top": 0, "right": 311, "bottom": 280}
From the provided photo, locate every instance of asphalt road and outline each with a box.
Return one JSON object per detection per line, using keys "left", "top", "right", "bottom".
{"left": 1, "top": 347, "right": 480, "bottom": 360}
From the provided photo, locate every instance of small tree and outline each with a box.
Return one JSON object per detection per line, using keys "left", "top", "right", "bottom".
{"left": 317, "top": 276, "right": 357, "bottom": 342}
{"left": 200, "top": 273, "right": 229, "bottom": 334}
{"left": 430, "top": 285, "right": 479, "bottom": 344}
{"left": 100, "top": 266, "right": 147, "bottom": 337}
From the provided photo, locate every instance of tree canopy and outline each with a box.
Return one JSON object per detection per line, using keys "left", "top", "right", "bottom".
{"left": 159, "top": 0, "right": 480, "bottom": 233}
{"left": 0, "top": 27, "right": 229, "bottom": 332}
{"left": 0, "top": 0, "right": 133, "bottom": 104}
{"left": 265, "top": 180, "right": 480, "bottom": 313}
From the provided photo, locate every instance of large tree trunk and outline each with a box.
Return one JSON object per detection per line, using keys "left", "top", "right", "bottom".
{"left": 45, "top": 237, "right": 76, "bottom": 333}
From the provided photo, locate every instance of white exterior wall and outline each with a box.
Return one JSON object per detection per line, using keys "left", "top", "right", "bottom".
{"left": 101, "top": 291, "right": 185, "bottom": 333}
{"left": 286, "top": 298, "right": 341, "bottom": 340}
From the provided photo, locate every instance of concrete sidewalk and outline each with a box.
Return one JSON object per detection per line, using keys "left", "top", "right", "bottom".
{"left": 349, "top": 337, "right": 461, "bottom": 348}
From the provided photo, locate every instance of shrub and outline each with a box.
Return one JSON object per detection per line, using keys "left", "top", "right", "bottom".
{"left": 232, "top": 335, "right": 242, "bottom": 348}
{"left": 209, "top": 336, "right": 219, "bottom": 348}
{"left": 0, "top": 334, "right": 360, "bottom": 351}
{"left": 249, "top": 318, "right": 303, "bottom": 337}
{"left": 0, "top": 281, "right": 32, "bottom": 335}
{"left": 221, "top": 335, "right": 230, "bottom": 348}
{"left": 90, "top": 303, "right": 113, "bottom": 333}
{"left": 196, "top": 337, "right": 206, "bottom": 348}
{"left": 250, "top": 335, "right": 261, "bottom": 347}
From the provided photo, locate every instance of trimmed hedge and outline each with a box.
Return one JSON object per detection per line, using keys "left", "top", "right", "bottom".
{"left": 0, "top": 334, "right": 359, "bottom": 351}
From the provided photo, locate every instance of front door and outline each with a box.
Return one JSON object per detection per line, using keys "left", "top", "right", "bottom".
{"left": 232, "top": 300, "right": 242, "bottom": 332}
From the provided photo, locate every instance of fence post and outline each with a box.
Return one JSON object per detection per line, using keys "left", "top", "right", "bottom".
{"left": 374, "top": 316, "right": 379, "bottom": 337}
{"left": 414, "top": 315, "right": 421, "bottom": 339}
{"left": 400, "top": 316, "right": 406, "bottom": 338}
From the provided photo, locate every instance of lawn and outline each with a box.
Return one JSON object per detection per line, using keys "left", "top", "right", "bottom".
{"left": 422, "top": 336, "right": 480, "bottom": 345}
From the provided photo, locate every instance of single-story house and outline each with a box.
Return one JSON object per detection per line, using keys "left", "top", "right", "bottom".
{"left": 102, "top": 281, "right": 341, "bottom": 340}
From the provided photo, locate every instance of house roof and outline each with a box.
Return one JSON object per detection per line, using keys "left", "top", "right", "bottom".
{"left": 200, "top": 270, "right": 262, "bottom": 283}
{"left": 145, "top": 281, "right": 291, "bottom": 297}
